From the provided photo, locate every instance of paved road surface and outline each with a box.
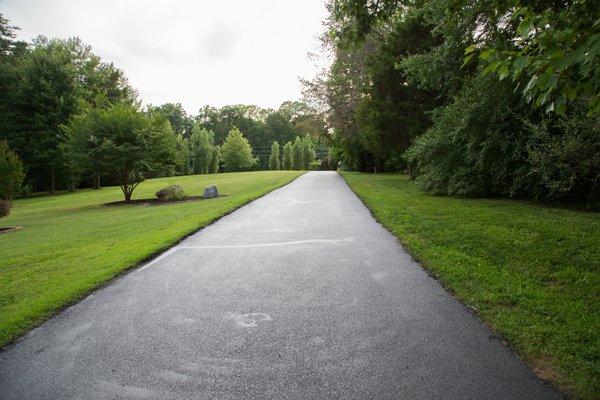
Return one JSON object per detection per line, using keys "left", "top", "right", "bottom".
{"left": 0, "top": 171, "right": 561, "bottom": 399}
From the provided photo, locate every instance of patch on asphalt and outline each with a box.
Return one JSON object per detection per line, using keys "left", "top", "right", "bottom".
{"left": 226, "top": 312, "right": 272, "bottom": 327}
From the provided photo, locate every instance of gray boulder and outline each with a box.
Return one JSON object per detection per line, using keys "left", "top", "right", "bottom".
{"left": 155, "top": 184, "right": 184, "bottom": 200}
{"left": 203, "top": 185, "right": 219, "bottom": 199}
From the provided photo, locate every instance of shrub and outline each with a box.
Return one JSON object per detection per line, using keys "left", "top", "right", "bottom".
{"left": 0, "top": 201, "right": 10, "bottom": 217}
{"left": 383, "top": 153, "right": 405, "bottom": 172}
{"left": 527, "top": 106, "right": 600, "bottom": 207}
{"left": 17, "top": 184, "right": 32, "bottom": 199}
{"left": 309, "top": 160, "right": 321, "bottom": 170}
{"left": 404, "top": 76, "right": 535, "bottom": 197}
{"left": 405, "top": 75, "right": 600, "bottom": 208}
{"left": 0, "top": 141, "right": 25, "bottom": 217}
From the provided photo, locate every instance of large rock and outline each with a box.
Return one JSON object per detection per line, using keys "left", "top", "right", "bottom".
{"left": 203, "top": 185, "right": 219, "bottom": 199}
{"left": 155, "top": 184, "right": 184, "bottom": 200}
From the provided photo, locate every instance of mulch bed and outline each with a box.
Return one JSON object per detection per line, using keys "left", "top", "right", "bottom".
{"left": 104, "top": 194, "right": 228, "bottom": 207}
{"left": 0, "top": 226, "right": 23, "bottom": 234}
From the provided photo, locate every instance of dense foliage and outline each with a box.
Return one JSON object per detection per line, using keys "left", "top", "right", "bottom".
{"left": 63, "top": 104, "right": 177, "bottom": 201}
{"left": 304, "top": 0, "right": 600, "bottom": 207}
{"left": 0, "top": 140, "right": 24, "bottom": 216}
{"left": 220, "top": 128, "right": 256, "bottom": 172}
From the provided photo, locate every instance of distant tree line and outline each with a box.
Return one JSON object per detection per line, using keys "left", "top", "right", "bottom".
{"left": 0, "top": 14, "right": 332, "bottom": 206}
{"left": 304, "top": 0, "right": 600, "bottom": 208}
{"left": 268, "top": 135, "right": 317, "bottom": 171}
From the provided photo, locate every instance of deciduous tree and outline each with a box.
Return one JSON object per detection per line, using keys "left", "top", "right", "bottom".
{"left": 220, "top": 128, "right": 256, "bottom": 172}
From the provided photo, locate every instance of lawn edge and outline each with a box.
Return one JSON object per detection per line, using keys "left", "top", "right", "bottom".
{"left": 337, "top": 171, "right": 569, "bottom": 399}
{"left": 1, "top": 171, "right": 307, "bottom": 350}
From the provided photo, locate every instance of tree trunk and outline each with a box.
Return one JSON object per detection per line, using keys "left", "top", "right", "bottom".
{"left": 93, "top": 172, "right": 101, "bottom": 190}
{"left": 124, "top": 190, "right": 132, "bottom": 202}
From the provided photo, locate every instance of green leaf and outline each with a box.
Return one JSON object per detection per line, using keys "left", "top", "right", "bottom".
{"left": 479, "top": 49, "right": 494, "bottom": 61}
{"left": 498, "top": 64, "right": 509, "bottom": 80}
{"left": 483, "top": 61, "right": 501, "bottom": 75}
{"left": 513, "top": 56, "right": 529, "bottom": 76}
{"left": 464, "top": 44, "right": 477, "bottom": 54}
{"left": 517, "top": 15, "right": 534, "bottom": 36}
{"left": 461, "top": 53, "right": 475, "bottom": 68}
{"left": 523, "top": 75, "right": 538, "bottom": 94}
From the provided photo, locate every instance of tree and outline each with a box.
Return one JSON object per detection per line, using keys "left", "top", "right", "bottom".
{"left": 292, "top": 136, "right": 304, "bottom": 170}
{"left": 301, "top": 136, "right": 316, "bottom": 170}
{"left": 220, "top": 127, "right": 256, "bottom": 172}
{"left": 0, "top": 140, "right": 24, "bottom": 216}
{"left": 189, "top": 126, "right": 216, "bottom": 174}
{"left": 468, "top": 2, "right": 600, "bottom": 115}
{"left": 147, "top": 103, "right": 193, "bottom": 137}
{"left": 209, "top": 146, "right": 220, "bottom": 173}
{"left": 173, "top": 134, "right": 190, "bottom": 176}
{"left": 283, "top": 141, "right": 293, "bottom": 170}
{"left": 325, "top": 0, "right": 600, "bottom": 208}
{"left": 269, "top": 141, "right": 280, "bottom": 170}
{"left": 0, "top": 33, "right": 137, "bottom": 192}
{"left": 61, "top": 107, "right": 109, "bottom": 190}
{"left": 63, "top": 104, "right": 177, "bottom": 202}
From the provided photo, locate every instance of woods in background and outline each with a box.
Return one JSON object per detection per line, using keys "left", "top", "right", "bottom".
{"left": 0, "top": 14, "right": 330, "bottom": 198}
{"left": 303, "top": 0, "right": 600, "bottom": 208}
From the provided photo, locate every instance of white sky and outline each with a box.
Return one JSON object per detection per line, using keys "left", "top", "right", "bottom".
{"left": 1, "top": 0, "right": 328, "bottom": 114}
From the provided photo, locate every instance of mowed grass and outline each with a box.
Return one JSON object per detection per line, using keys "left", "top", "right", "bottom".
{"left": 341, "top": 172, "right": 599, "bottom": 399}
{"left": 0, "top": 171, "right": 303, "bottom": 348}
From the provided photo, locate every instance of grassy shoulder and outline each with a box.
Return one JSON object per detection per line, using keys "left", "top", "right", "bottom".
{"left": 0, "top": 171, "right": 303, "bottom": 348}
{"left": 340, "top": 172, "right": 599, "bottom": 399}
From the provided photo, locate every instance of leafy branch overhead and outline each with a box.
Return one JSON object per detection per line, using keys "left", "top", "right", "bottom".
{"left": 464, "top": 3, "right": 599, "bottom": 115}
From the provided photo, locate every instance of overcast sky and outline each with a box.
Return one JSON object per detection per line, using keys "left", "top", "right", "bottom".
{"left": 1, "top": 0, "right": 328, "bottom": 114}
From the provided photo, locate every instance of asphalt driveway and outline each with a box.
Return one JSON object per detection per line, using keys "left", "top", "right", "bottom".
{"left": 0, "top": 171, "right": 561, "bottom": 399}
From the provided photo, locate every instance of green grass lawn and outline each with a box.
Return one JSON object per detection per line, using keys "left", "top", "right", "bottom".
{"left": 341, "top": 172, "right": 599, "bottom": 399}
{"left": 0, "top": 171, "right": 303, "bottom": 348}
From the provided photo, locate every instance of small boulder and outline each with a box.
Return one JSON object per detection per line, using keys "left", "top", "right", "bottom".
{"left": 203, "top": 185, "right": 219, "bottom": 199}
{"left": 155, "top": 184, "right": 184, "bottom": 200}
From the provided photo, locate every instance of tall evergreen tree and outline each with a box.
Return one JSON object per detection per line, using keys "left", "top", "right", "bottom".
{"left": 282, "top": 141, "right": 293, "bottom": 170}
{"left": 301, "top": 136, "right": 316, "bottom": 170}
{"left": 269, "top": 141, "right": 280, "bottom": 170}
{"left": 292, "top": 136, "right": 303, "bottom": 170}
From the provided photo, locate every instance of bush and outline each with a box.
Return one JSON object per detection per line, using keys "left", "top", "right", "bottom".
{"left": 17, "top": 184, "right": 32, "bottom": 199}
{"left": 383, "top": 153, "right": 405, "bottom": 172}
{"left": 0, "top": 141, "right": 25, "bottom": 217}
{"left": 309, "top": 160, "right": 321, "bottom": 170}
{"left": 527, "top": 106, "right": 600, "bottom": 207}
{"left": 0, "top": 200, "right": 10, "bottom": 217}
{"left": 405, "top": 75, "right": 600, "bottom": 208}
{"left": 405, "top": 76, "right": 535, "bottom": 197}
